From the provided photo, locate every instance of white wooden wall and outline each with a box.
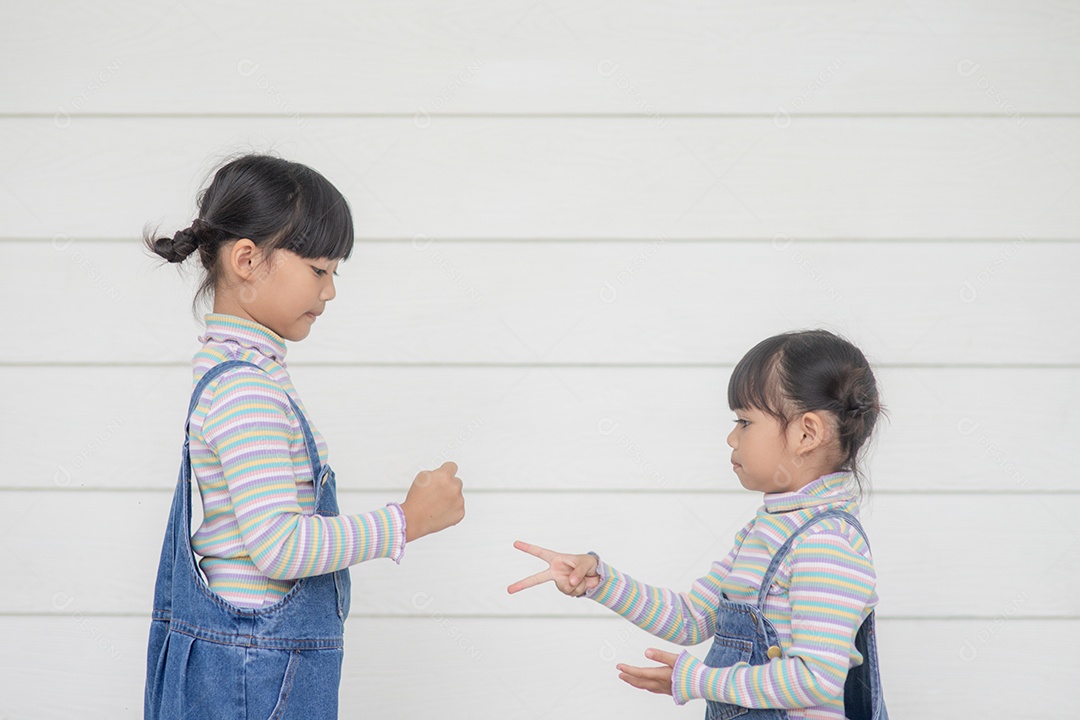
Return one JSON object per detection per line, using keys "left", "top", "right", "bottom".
{"left": 2, "top": 1, "right": 1079, "bottom": 717}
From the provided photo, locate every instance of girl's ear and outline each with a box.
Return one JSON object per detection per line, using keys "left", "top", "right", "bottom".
{"left": 225, "top": 238, "right": 260, "bottom": 281}
{"left": 792, "top": 411, "right": 830, "bottom": 457}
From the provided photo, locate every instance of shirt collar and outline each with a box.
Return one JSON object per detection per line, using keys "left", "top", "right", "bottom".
{"left": 199, "top": 313, "right": 288, "bottom": 364}
{"left": 763, "top": 471, "right": 854, "bottom": 513}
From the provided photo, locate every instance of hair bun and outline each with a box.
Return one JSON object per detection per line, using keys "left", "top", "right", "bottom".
{"left": 844, "top": 396, "right": 873, "bottom": 419}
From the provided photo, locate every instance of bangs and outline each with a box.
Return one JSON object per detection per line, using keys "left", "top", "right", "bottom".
{"left": 727, "top": 334, "right": 789, "bottom": 421}
{"left": 278, "top": 165, "right": 355, "bottom": 261}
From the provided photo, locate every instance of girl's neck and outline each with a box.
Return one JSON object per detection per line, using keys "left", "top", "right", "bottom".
{"left": 212, "top": 296, "right": 256, "bottom": 324}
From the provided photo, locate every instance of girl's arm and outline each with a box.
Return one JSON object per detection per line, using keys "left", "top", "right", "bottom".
{"left": 667, "top": 526, "right": 878, "bottom": 708}
{"left": 201, "top": 368, "right": 405, "bottom": 579}
{"left": 583, "top": 523, "right": 750, "bottom": 646}
{"left": 508, "top": 522, "right": 752, "bottom": 647}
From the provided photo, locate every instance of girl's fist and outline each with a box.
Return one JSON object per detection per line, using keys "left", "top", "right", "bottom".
{"left": 400, "top": 461, "right": 465, "bottom": 542}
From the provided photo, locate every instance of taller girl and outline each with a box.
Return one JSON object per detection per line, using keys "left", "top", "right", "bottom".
{"left": 142, "top": 154, "right": 465, "bottom": 719}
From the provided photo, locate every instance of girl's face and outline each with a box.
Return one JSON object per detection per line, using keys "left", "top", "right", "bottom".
{"left": 727, "top": 406, "right": 810, "bottom": 494}
{"left": 219, "top": 241, "right": 340, "bottom": 342}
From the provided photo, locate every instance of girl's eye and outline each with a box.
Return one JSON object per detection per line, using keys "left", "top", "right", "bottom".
{"left": 733, "top": 419, "right": 750, "bottom": 428}
{"left": 313, "top": 267, "right": 327, "bottom": 277}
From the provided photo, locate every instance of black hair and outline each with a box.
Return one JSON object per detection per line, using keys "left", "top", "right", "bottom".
{"left": 143, "top": 153, "right": 354, "bottom": 316}
{"left": 728, "top": 329, "right": 885, "bottom": 498}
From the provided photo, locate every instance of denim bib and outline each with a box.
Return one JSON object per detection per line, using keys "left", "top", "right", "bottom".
{"left": 144, "top": 360, "right": 352, "bottom": 719}
{"left": 703, "top": 508, "right": 887, "bottom": 720}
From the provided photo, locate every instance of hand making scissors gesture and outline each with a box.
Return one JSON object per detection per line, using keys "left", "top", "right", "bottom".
{"left": 506, "top": 540, "right": 602, "bottom": 597}
{"left": 507, "top": 540, "right": 677, "bottom": 695}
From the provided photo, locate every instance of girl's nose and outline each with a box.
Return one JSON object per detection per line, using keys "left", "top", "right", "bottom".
{"left": 322, "top": 278, "right": 336, "bottom": 302}
{"left": 726, "top": 427, "right": 737, "bottom": 448}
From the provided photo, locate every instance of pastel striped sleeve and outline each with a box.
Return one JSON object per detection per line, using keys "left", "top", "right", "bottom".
{"left": 670, "top": 526, "right": 877, "bottom": 708}
{"left": 583, "top": 522, "right": 752, "bottom": 646}
{"left": 201, "top": 368, "right": 406, "bottom": 579}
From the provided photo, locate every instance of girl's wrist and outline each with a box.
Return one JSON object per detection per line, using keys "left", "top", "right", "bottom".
{"left": 386, "top": 502, "right": 407, "bottom": 563}
{"left": 580, "top": 551, "right": 604, "bottom": 599}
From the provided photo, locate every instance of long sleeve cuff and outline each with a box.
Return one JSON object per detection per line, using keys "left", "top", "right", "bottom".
{"left": 581, "top": 551, "right": 615, "bottom": 602}
{"left": 672, "top": 650, "right": 723, "bottom": 705}
{"left": 385, "top": 502, "right": 407, "bottom": 564}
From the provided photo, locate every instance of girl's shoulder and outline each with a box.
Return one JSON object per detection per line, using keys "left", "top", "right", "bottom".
{"left": 784, "top": 507, "right": 875, "bottom": 568}
{"left": 191, "top": 349, "right": 297, "bottom": 421}
{"left": 750, "top": 504, "right": 873, "bottom": 558}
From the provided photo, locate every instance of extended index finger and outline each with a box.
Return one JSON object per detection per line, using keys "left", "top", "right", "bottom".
{"left": 513, "top": 540, "right": 555, "bottom": 562}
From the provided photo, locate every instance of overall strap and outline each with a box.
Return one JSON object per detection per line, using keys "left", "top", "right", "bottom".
{"left": 755, "top": 507, "right": 870, "bottom": 608}
{"left": 185, "top": 359, "right": 323, "bottom": 483}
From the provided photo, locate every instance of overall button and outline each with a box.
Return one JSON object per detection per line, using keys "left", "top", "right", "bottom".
{"left": 767, "top": 645, "right": 783, "bottom": 660}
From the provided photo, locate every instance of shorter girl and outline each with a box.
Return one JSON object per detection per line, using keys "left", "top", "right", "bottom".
{"left": 509, "top": 330, "right": 888, "bottom": 719}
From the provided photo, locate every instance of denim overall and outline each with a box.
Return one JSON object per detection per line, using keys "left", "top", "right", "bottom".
{"left": 145, "top": 360, "right": 352, "bottom": 720}
{"left": 703, "top": 508, "right": 887, "bottom": 720}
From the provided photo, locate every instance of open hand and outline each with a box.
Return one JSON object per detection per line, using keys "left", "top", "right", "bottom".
{"left": 617, "top": 649, "right": 678, "bottom": 696}
{"left": 506, "top": 541, "right": 601, "bottom": 597}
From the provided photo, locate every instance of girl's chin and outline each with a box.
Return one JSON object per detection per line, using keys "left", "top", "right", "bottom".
{"left": 278, "top": 323, "right": 312, "bottom": 342}
{"left": 734, "top": 473, "right": 758, "bottom": 490}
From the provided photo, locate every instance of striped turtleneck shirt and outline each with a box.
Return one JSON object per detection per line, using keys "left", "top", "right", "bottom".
{"left": 584, "top": 472, "right": 879, "bottom": 717}
{"left": 186, "top": 313, "right": 406, "bottom": 609}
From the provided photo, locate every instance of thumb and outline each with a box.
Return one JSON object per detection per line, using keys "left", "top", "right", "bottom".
{"left": 644, "top": 648, "right": 679, "bottom": 667}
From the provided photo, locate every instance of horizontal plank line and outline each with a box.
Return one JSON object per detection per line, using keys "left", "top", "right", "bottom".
{"left": 1, "top": 487, "right": 1076, "bottom": 496}
{"left": 1, "top": 361, "right": 1077, "bottom": 370}
{"left": 3, "top": 236, "right": 1075, "bottom": 245}
{"left": 3, "top": 112, "right": 1079, "bottom": 120}
{"left": 3, "top": 611, "right": 1076, "bottom": 622}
